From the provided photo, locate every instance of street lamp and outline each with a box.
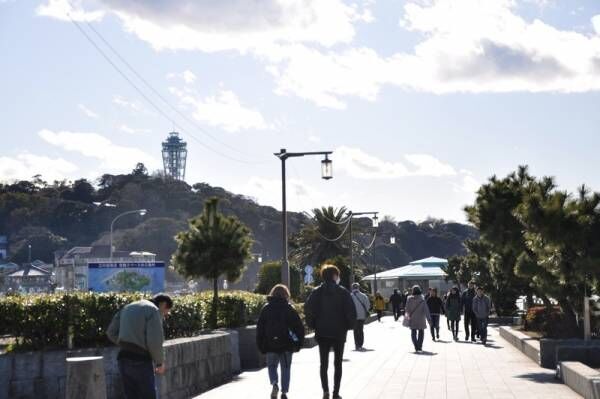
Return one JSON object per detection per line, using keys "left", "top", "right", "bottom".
{"left": 390, "top": 236, "right": 396, "bottom": 244}
{"left": 110, "top": 209, "right": 147, "bottom": 259}
{"left": 275, "top": 148, "right": 333, "bottom": 287}
{"left": 348, "top": 211, "right": 379, "bottom": 284}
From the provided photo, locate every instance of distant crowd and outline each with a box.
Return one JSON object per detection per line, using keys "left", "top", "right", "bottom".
{"left": 104, "top": 265, "right": 491, "bottom": 399}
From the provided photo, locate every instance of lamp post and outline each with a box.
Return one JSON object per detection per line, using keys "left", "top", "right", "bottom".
{"left": 110, "top": 209, "right": 147, "bottom": 260}
{"left": 348, "top": 211, "right": 378, "bottom": 284}
{"left": 275, "top": 148, "right": 333, "bottom": 287}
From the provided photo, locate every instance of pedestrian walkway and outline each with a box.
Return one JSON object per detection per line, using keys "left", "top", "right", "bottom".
{"left": 196, "top": 316, "right": 580, "bottom": 399}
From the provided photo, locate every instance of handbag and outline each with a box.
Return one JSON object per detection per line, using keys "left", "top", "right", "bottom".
{"left": 403, "top": 299, "right": 425, "bottom": 328}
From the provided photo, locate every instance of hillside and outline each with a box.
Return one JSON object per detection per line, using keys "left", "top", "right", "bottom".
{"left": 0, "top": 164, "right": 478, "bottom": 287}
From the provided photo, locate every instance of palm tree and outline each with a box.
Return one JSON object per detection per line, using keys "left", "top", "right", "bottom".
{"left": 172, "top": 197, "right": 253, "bottom": 328}
{"left": 290, "top": 206, "right": 351, "bottom": 268}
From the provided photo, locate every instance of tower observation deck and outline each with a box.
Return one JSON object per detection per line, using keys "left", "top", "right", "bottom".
{"left": 162, "top": 132, "right": 187, "bottom": 180}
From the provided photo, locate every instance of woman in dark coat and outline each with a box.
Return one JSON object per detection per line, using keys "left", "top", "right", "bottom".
{"left": 445, "top": 286, "right": 462, "bottom": 341}
{"left": 257, "top": 284, "right": 305, "bottom": 399}
{"left": 404, "top": 285, "right": 432, "bottom": 352}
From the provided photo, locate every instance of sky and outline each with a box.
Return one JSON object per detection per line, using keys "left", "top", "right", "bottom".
{"left": 2, "top": 0, "right": 600, "bottom": 223}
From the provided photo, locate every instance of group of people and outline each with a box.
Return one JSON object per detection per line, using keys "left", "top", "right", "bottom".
{"left": 104, "top": 269, "right": 491, "bottom": 399}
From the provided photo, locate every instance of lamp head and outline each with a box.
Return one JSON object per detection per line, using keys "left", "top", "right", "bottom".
{"left": 139, "top": 209, "right": 147, "bottom": 216}
{"left": 321, "top": 155, "right": 333, "bottom": 180}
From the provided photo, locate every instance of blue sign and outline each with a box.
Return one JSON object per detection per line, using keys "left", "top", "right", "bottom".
{"left": 88, "top": 261, "right": 165, "bottom": 293}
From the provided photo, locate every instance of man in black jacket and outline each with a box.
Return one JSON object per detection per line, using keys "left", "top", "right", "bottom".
{"left": 389, "top": 289, "right": 403, "bottom": 321}
{"left": 461, "top": 281, "right": 478, "bottom": 342}
{"left": 305, "top": 265, "right": 356, "bottom": 399}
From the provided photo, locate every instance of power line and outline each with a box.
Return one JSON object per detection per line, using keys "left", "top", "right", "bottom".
{"left": 83, "top": 20, "right": 265, "bottom": 162}
{"left": 67, "top": 15, "right": 265, "bottom": 165}
{"left": 315, "top": 217, "right": 351, "bottom": 242}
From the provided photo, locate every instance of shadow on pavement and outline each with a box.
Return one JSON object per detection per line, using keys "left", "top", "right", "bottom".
{"left": 413, "top": 351, "right": 438, "bottom": 356}
{"left": 515, "top": 372, "right": 562, "bottom": 384}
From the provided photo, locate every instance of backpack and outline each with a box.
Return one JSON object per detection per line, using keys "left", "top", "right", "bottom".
{"left": 264, "top": 308, "right": 292, "bottom": 352}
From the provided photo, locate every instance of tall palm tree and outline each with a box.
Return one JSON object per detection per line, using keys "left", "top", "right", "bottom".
{"left": 290, "top": 206, "right": 351, "bottom": 268}
{"left": 172, "top": 197, "right": 253, "bottom": 328}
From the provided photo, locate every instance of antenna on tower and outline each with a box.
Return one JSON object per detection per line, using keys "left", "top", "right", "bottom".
{"left": 162, "top": 132, "right": 187, "bottom": 180}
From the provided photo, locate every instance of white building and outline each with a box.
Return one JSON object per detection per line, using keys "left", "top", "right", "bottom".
{"left": 363, "top": 257, "right": 453, "bottom": 297}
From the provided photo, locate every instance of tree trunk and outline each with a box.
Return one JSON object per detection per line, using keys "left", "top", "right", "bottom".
{"left": 557, "top": 297, "right": 580, "bottom": 338}
{"left": 211, "top": 277, "right": 218, "bottom": 329}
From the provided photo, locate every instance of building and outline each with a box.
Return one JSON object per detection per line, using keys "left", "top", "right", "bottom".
{"left": 5, "top": 264, "right": 54, "bottom": 293}
{"left": 363, "top": 257, "right": 453, "bottom": 297}
{"left": 162, "top": 131, "right": 187, "bottom": 180}
{"left": 0, "top": 262, "right": 19, "bottom": 276}
{"left": 0, "top": 235, "right": 7, "bottom": 260}
{"left": 54, "top": 245, "right": 156, "bottom": 291}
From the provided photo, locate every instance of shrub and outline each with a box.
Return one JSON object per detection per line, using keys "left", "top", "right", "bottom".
{"left": 0, "top": 291, "right": 266, "bottom": 351}
{"left": 525, "top": 306, "right": 576, "bottom": 338}
{"left": 255, "top": 261, "right": 302, "bottom": 299}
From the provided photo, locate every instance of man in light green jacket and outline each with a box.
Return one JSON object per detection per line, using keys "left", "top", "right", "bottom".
{"left": 107, "top": 294, "right": 173, "bottom": 399}
{"left": 472, "top": 287, "right": 491, "bottom": 345}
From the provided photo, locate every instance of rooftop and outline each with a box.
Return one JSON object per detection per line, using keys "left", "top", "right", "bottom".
{"left": 363, "top": 256, "right": 448, "bottom": 281}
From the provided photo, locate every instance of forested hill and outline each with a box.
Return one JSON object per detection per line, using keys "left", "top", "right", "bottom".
{"left": 0, "top": 165, "right": 477, "bottom": 271}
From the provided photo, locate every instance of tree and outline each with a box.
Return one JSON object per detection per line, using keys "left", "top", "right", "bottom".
{"left": 255, "top": 261, "right": 302, "bottom": 298}
{"left": 290, "top": 206, "right": 350, "bottom": 268}
{"left": 172, "top": 198, "right": 253, "bottom": 328}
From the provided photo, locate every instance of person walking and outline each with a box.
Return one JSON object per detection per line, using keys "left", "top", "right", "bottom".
{"left": 445, "top": 286, "right": 462, "bottom": 341}
{"left": 107, "top": 294, "right": 173, "bottom": 399}
{"left": 426, "top": 288, "right": 444, "bottom": 341}
{"left": 373, "top": 292, "right": 386, "bottom": 322}
{"left": 404, "top": 285, "right": 431, "bottom": 352}
{"left": 389, "top": 289, "right": 403, "bottom": 321}
{"left": 256, "top": 284, "right": 305, "bottom": 399}
{"left": 472, "top": 286, "right": 492, "bottom": 345}
{"left": 350, "top": 283, "right": 371, "bottom": 351}
{"left": 461, "top": 281, "right": 478, "bottom": 342}
{"left": 305, "top": 265, "right": 356, "bottom": 399}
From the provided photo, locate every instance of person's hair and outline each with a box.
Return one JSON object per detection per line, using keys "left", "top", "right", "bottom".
{"left": 469, "top": 280, "right": 476, "bottom": 285}
{"left": 393, "top": 289, "right": 398, "bottom": 294}
{"left": 450, "top": 286, "right": 459, "bottom": 294}
{"left": 431, "top": 288, "right": 438, "bottom": 295}
{"left": 320, "top": 264, "right": 340, "bottom": 281}
{"left": 151, "top": 294, "right": 173, "bottom": 309}
{"left": 412, "top": 285, "right": 422, "bottom": 296}
{"left": 351, "top": 283, "right": 360, "bottom": 290}
{"left": 477, "top": 286, "right": 484, "bottom": 291}
{"left": 269, "top": 284, "right": 290, "bottom": 299}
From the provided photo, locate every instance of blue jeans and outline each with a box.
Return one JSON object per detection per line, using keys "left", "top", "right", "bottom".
{"left": 477, "top": 317, "right": 489, "bottom": 343}
{"left": 411, "top": 329, "right": 424, "bottom": 351}
{"left": 266, "top": 352, "right": 293, "bottom": 393}
{"left": 118, "top": 357, "right": 157, "bottom": 399}
{"left": 430, "top": 314, "right": 440, "bottom": 339}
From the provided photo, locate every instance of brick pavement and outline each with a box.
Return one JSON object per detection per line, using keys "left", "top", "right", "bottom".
{"left": 196, "top": 316, "right": 581, "bottom": 399}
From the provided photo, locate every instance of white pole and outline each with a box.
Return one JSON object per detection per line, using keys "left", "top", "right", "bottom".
{"left": 584, "top": 296, "right": 591, "bottom": 341}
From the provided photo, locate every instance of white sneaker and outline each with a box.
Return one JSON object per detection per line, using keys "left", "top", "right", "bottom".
{"left": 271, "top": 384, "right": 279, "bottom": 398}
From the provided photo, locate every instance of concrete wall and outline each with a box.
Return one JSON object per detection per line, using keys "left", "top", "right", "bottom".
{"left": 0, "top": 331, "right": 240, "bottom": 399}
{"left": 559, "top": 361, "right": 600, "bottom": 399}
{"left": 540, "top": 339, "right": 600, "bottom": 369}
{"left": 499, "top": 326, "right": 541, "bottom": 365}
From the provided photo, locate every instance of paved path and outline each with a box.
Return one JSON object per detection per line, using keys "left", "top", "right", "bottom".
{"left": 197, "top": 316, "right": 580, "bottom": 399}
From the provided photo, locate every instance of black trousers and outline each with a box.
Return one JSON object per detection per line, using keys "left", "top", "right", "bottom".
{"left": 464, "top": 311, "right": 478, "bottom": 340}
{"left": 411, "top": 329, "right": 424, "bottom": 351}
{"left": 318, "top": 338, "right": 345, "bottom": 395}
{"left": 392, "top": 304, "right": 401, "bottom": 321}
{"left": 353, "top": 319, "right": 365, "bottom": 348}
{"left": 118, "top": 357, "right": 157, "bottom": 399}
{"left": 450, "top": 319, "right": 459, "bottom": 337}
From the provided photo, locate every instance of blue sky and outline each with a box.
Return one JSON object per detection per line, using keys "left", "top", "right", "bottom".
{"left": 2, "top": 0, "right": 600, "bottom": 222}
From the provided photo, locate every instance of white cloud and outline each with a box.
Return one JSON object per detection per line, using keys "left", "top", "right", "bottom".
{"left": 171, "top": 88, "right": 270, "bottom": 132}
{"left": 112, "top": 95, "right": 144, "bottom": 112}
{"left": 167, "top": 70, "right": 197, "bottom": 84}
{"left": 118, "top": 124, "right": 150, "bottom": 134}
{"left": 78, "top": 104, "right": 99, "bottom": 119}
{"left": 236, "top": 176, "right": 322, "bottom": 211}
{"left": 593, "top": 15, "right": 600, "bottom": 35}
{"left": 38, "top": 129, "right": 159, "bottom": 170}
{"left": 36, "top": 0, "right": 104, "bottom": 22}
{"left": 308, "top": 135, "right": 321, "bottom": 143}
{"left": 0, "top": 153, "right": 78, "bottom": 182}
{"left": 334, "top": 146, "right": 456, "bottom": 179}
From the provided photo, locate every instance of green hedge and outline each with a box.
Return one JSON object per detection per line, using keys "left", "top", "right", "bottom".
{"left": 0, "top": 291, "right": 266, "bottom": 351}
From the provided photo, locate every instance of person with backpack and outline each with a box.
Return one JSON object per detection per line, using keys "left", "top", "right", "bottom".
{"left": 257, "top": 284, "right": 305, "bottom": 399}
{"left": 305, "top": 265, "right": 356, "bottom": 399}
{"left": 404, "top": 285, "right": 431, "bottom": 352}
{"left": 426, "top": 288, "right": 444, "bottom": 341}
{"left": 389, "top": 289, "right": 403, "bottom": 321}
{"left": 373, "top": 292, "right": 386, "bottom": 322}
{"left": 445, "top": 286, "right": 462, "bottom": 341}
{"left": 350, "top": 283, "right": 371, "bottom": 351}
{"left": 472, "top": 286, "right": 492, "bottom": 345}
